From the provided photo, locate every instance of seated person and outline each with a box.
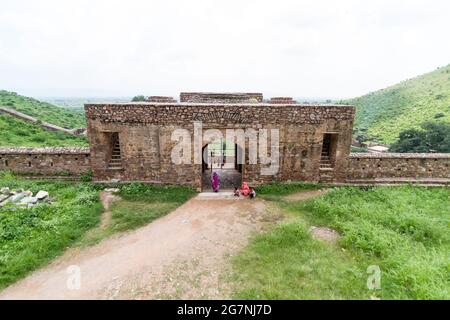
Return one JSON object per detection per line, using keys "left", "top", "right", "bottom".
{"left": 249, "top": 187, "right": 256, "bottom": 199}
{"left": 239, "top": 182, "right": 251, "bottom": 197}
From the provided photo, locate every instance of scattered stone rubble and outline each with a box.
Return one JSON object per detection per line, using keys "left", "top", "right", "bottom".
{"left": 0, "top": 187, "right": 49, "bottom": 208}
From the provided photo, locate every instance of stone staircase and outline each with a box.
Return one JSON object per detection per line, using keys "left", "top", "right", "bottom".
{"left": 108, "top": 140, "right": 123, "bottom": 170}
{"left": 319, "top": 149, "right": 334, "bottom": 182}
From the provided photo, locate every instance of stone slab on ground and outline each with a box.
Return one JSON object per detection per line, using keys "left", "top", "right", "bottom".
{"left": 196, "top": 192, "right": 240, "bottom": 200}
{"left": 35, "top": 191, "right": 49, "bottom": 200}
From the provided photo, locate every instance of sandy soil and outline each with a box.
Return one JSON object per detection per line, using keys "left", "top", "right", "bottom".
{"left": 309, "top": 226, "right": 340, "bottom": 244}
{"left": 0, "top": 194, "right": 282, "bottom": 300}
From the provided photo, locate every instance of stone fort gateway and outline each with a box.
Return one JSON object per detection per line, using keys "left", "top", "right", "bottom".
{"left": 1, "top": 92, "right": 449, "bottom": 190}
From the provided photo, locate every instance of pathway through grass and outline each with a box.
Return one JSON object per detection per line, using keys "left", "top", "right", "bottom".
{"left": 0, "top": 175, "right": 196, "bottom": 290}
{"left": 232, "top": 184, "right": 450, "bottom": 299}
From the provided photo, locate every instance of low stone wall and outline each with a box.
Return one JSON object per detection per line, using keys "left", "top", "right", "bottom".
{"left": 179, "top": 92, "right": 264, "bottom": 103}
{"left": 0, "top": 147, "right": 91, "bottom": 176}
{"left": 348, "top": 153, "right": 450, "bottom": 182}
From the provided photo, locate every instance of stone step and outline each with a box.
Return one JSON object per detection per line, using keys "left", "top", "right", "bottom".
{"left": 196, "top": 192, "right": 240, "bottom": 200}
{"left": 108, "top": 166, "right": 123, "bottom": 170}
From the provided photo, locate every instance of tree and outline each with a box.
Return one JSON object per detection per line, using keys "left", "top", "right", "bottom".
{"left": 131, "top": 95, "right": 147, "bottom": 102}
{"left": 389, "top": 122, "right": 450, "bottom": 153}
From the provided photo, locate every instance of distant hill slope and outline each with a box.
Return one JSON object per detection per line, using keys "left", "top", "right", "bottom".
{"left": 0, "top": 90, "right": 87, "bottom": 147}
{"left": 0, "top": 113, "right": 87, "bottom": 147}
{"left": 0, "top": 90, "right": 86, "bottom": 129}
{"left": 345, "top": 64, "right": 450, "bottom": 144}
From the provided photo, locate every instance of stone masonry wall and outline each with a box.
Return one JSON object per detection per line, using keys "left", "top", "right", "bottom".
{"left": 180, "top": 92, "right": 264, "bottom": 103}
{"left": 348, "top": 153, "right": 450, "bottom": 181}
{"left": 0, "top": 147, "right": 91, "bottom": 176}
{"left": 85, "top": 103, "right": 355, "bottom": 188}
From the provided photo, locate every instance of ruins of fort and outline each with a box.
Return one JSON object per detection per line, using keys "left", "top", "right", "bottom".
{"left": 1, "top": 92, "right": 449, "bottom": 189}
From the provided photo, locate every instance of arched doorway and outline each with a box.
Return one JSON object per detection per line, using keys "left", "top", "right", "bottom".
{"left": 201, "top": 139, "right": 243, "bottom": 191}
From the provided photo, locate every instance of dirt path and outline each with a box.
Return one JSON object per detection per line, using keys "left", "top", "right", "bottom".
{"left": 0, "top": 194, "right": 281, "bottom": 300}
{"left": 99, "top": 190, "right": 120, "bottom": 228}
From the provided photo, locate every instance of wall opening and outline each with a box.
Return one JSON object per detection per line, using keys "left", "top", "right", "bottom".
{"left": 201, "top": 139, "right": 243, "bottom": 191}
{"left": 321, "top": 133, "right": 338, "bottom": 168}
{"left": 104, "top": 132, "right": 123, "bottom": 169}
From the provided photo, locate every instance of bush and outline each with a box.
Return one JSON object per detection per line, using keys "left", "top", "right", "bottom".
{"left": 389, "top": 121, "right": 450, "bottom": 152}
{"left": 131, "top": 95, "right": 147, "bottom": 102}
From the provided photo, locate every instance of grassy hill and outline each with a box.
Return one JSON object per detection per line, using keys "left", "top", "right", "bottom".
{"left": 346, "top": 64, "right": 450, "bottom": 144}
{"left": 0, "top": 113, "right": 87, "bottom": 147}
{"left": 0, "top": 90, "right": 86, "bottom": 129}
{"left": 0, "top": 90, "right": 87, "bottom": 147}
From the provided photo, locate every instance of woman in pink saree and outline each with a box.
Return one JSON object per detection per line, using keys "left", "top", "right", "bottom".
{"left": 211, "top": 172, "right": 220, "bottom": 192}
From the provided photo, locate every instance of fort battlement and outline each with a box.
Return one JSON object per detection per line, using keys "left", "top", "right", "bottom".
{"left": 0, "top": 92, "right": 449, "bottom": 187}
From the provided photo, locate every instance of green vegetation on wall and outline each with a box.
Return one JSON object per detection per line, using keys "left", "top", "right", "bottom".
{"left": 346, "top": 64, "right": 450, "bottom": 144}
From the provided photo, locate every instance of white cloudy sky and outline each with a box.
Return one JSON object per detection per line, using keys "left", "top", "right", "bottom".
{"left": 0, "top": 0, "right": 449, "bottom": 99}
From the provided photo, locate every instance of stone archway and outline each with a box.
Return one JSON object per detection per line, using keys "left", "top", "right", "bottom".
{"left": 201, "top": 139, "right": 243, "bottom": 191}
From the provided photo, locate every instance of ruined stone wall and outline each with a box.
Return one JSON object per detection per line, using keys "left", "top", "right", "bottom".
{"left": 0, "top": 147, "right": 91, "bottom": 176}
{"left": 268, "top": 97, "right": 296, "bottom": 104}
{"left": 85, "top": 103, "right": 355, "bottom": 188}
{"left": 147, "top": 96, "right": 177, "bottom": 103}
{"left": 179, "top": 92, "right": 264, "bottom": 103}
{"left": 348, "top": 153, "right": 450, "bottom": 181}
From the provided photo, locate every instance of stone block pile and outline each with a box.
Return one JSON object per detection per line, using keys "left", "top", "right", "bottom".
{"left": 0, "top": 187, "right": 49, "bottom": 208}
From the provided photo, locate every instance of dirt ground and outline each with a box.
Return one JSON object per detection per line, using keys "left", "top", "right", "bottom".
{"left": 0, "top": 194, "right": 282, "bottom": 300}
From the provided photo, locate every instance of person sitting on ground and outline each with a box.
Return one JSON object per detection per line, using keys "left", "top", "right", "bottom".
{"left": 249, "top": 187, "right": 256, "bottom": 199}
{"left": 239, "top": 182, "right": 251, "bottom": 197}
{"left": 234, "top": 187, "right": 240, "bottom": 197}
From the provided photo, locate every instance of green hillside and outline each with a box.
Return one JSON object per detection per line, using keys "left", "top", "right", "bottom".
{"left": 0, "top": 90, "right": 86, "bottom": 128}
{"left": 0, "top": 90, "right": 87, "bottom": 147}
{"left": 0, "top": 113, "right": 87, "bottom": 147}
{"left": 346, "top": 64, "right": 450, "bottom": 144}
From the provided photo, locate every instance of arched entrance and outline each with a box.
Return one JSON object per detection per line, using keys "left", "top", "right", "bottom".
{"left": 201, "top": 139, "right": 243, "bottom": 191}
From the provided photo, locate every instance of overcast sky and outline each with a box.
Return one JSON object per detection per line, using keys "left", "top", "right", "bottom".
{"left": 0, "top": 0, "right": 449, "bottom": 99}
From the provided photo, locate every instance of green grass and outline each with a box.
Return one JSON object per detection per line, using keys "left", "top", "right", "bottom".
{"left": 0, "top": 176, "right": 196, "bottom": 290}
{"left": 232, "top": 184, "right": 450, "bottom": 299}
{"left": 81, "top": 183, "right": 196, "bottom": 245}
{"left": 0, "top": 113, "right": 87, "bottom": 147}
{"left": 0, "top": 172, "right": 104, "bottom": 290}
{"left": 0, "top": 90, "right": 86, "bottom": 129}
{"left": 345, "top": 64, "right": 450, "bottom": 144}
{"left": 0, "top": 90, "right": 88, "bottom": 147}
{"left": 256, "top": 182, "right": 321, "bottom": 201}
